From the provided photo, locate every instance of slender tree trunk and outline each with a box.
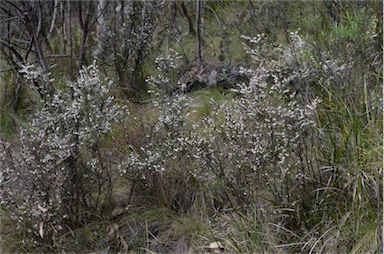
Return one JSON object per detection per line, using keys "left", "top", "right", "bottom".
{"left": 48, "top": 0, "right": 59, "bottom": 38}
{"left": 61, "top": 0, "right": 66, "bottom": 54}
{"left": 181, "top": 2, "right": 195, "bottom": 35}
{"left": 67, "top": 0, "right": 73, "bottom": 82}
{"left": 97, "top": 0, "right": 106, "bottom": 29}
{"left": 196, "top": 0, "right": 203, "bottom": 66}
{"left": 32, "top": 4, "right": 48, "bottom": 73}
{"left": 120, "top": 0, "right": 124, "bottom": 25}
{"left": 65, "top": 1, "right": 84, "bottom": 224}
{"left": 97, "top": 0, "right": 106, "bottom": 49}
{"left": 78, "top": 1, "right": 92, "bottom": 69}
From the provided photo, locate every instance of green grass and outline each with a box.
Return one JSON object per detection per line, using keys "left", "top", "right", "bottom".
{"left": 0, "top": 112, "right": 16, "bottom": 139}
{"left": 301, "top": 77, "right": 382, "bottom": 253}
{"left": 1, "top": 2, "right": 381, "bottom": 253}
{"left": 0, "top": 206, "right": 39, "bottom": 253}
{"left": 186, "top": 88, "right": 233, "bottom": 121}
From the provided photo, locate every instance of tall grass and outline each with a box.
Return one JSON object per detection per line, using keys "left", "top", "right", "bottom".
{"left": 308, "top": 79, "right": 382, "bottom": 253}
{"left": 0, "top": 3, "right": 381, "bottom": 253}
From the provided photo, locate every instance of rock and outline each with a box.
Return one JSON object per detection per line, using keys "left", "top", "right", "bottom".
{"left": 173, "top": 63, "right": 251, "bottom": 94}
{"left": 208, "top": 69, "right": 218, "bottom": 87}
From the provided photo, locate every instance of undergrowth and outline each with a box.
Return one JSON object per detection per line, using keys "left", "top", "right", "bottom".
{"left": 0, "top": 4, "right": 382, "bottom": 253}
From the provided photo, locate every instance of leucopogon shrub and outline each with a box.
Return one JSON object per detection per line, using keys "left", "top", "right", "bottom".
{"left": 146, "top": 48, "right": 182, "bottom": 96}
{"left": 118, "top": 33, "right": 320, "bottom": 215}
{"left": 121, "top": 28, "right": 380, "bottom": 253}
{"left": 0, "top": 61, "right": 127, "bottom": 250}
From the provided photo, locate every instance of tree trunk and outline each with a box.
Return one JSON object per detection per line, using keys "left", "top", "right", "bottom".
{"left": 181, "top": 2, "right": 195, "bottom": 35}
{"left": 67, "top": 0, "right": 73, "bottom": 82}
{"left": 196, "top": 0, "right": 203, "bottom": 66}
{"left": 97, "top": 0, "right": 106, "bottom": 49}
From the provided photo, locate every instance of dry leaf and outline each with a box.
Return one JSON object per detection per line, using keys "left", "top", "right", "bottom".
{"left": 39, "top": 222, "right": 44, "bottom": 238}
{"left": 51, "top": 224, "right": 63, "bottom": 234}
{"left": 37, "top": 204, "right": 48, "bottom": 213}
{"left": 112, "top": 205, "right": 132, "bottom": 218}
{"left": 107, "top": 223, "right": 119, "bottom": 242}
{"left": 101, "top": 246, "right": 111, "bottom": 254}
{"left": 209, "top": 241, "right": 224, "bottom": 249}
{"left": 209, "top": 241, "right": 224, "bottom": 253}
{"left": 119, "top": 235, "right": 129, "bottom": 251}
{"left": 111, "top": 207, "right": 125, "bottom": 217}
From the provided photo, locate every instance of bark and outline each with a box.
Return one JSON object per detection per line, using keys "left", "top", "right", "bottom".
{"left": 48, "top": 0, "right": 59, "bottom": 37}
{"left": 196, "top": 0, "right": 203, "bottom": 65}
{"left": 181, "top": 2, "right": 195, "bottom": 35}
{"left": 96, "top": 0, "right": 106, "bottom": 49}
{"left": 67, "top": 0, "right": 73, "bottom": 82}
{"left": 78, "top": 1, "right": 93, "bottom": 69}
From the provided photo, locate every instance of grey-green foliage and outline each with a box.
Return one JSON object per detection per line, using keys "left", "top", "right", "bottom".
{"left": 119, "top": 30, "right": 320, "bottom": 212}
{"left": 0, "top": 61, "right": 127, "bottom": 251}
{"left": 99, "top": 1, "right": 161, "bottom": 98}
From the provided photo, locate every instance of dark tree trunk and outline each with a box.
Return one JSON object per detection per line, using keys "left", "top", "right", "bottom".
{"left": 196, "top": 0, "right": 203, "bottom": 66}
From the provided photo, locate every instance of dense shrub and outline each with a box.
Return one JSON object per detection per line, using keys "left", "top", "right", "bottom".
{"left": 0, "top": 61, "right": 127, "bottom": 251}
{"left": 118, "top": 31, "right": 320, "bottom": 227}
{"left": 0, "top": 5, "right": 381, "bottom": 252}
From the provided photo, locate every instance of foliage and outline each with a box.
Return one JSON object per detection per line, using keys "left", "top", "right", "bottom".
{"left": 107, "top": 1, "right": 161, "bottom": 98}
{"left": 146, "top": 48, "right": 183, "bottom": 96}
{"left": 0, "top": 61, "right": 127, "bottom": 252}
{"left": 117, "top": 29, "right": 322, "bottom": 253}
{"left": 0, "top": 1, "right": 382, "bottom": 253}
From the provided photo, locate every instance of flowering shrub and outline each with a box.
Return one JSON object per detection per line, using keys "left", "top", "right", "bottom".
{"left": 0, "top": 4, "right": 380, "bottom": 253}
{"left": 118, "top": 92, "right": 194, "bottom": 209}
{"left": 146, "top": 49, "right": 182, "bottom": 96}
{"left": 0, "top": 61, "right": 127, "bottom": 250}
{"left": 119, "top": 32, "right": 320, "bottom": 214}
